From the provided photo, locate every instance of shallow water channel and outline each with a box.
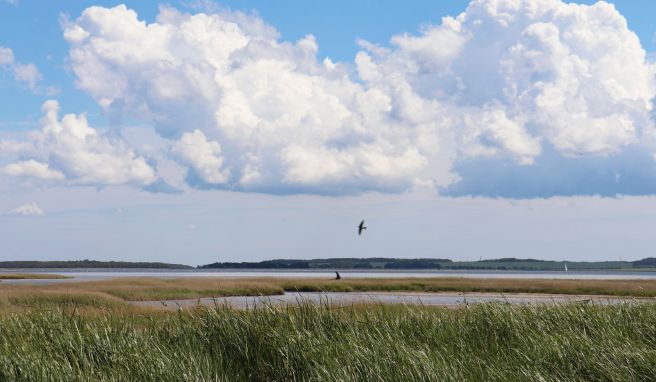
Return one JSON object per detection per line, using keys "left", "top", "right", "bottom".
{"left": 132, "top": 291, "right": 642, "bottom": 310}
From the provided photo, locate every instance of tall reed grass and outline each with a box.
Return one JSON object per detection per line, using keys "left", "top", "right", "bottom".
{"left": 0, "top": 301, "right": 654, "bottom": 381}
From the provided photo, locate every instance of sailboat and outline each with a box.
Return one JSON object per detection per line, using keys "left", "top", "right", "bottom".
{"left": 564, "top": 263, "right": 568, "bottom": 272}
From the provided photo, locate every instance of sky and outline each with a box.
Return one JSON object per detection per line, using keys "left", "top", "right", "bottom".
{"left": 1, "top": 0, "right": 656, "bottom": 265}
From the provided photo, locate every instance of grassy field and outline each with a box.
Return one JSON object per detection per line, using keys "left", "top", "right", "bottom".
{"left": 0, "top": 301, "right": 654, "bottom": 381}
{"left": 0, "top": 278, "right": 654, "bottom": 380}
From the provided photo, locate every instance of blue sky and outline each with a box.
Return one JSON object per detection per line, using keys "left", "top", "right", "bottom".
{"left": 1, "top": 0, "right": 656, "bottom": 264}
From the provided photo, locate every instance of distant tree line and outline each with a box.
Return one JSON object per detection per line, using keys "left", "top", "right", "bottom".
{"left": 199, "top": 258, "right": 451, "bottom": 270}
{"left": 1, "top": 257, "right": 654, "bottom": 271}
{"left": 200, "top": 260, "right": 311, "bottom": 269}
{"left": 0, "top": 260, "right": 192, "bottom": 269}
{"left": 199, "top": 257, "right": 656, "bottom": 271}
{"left": 479, "top": 258, "right": 545, "bottom": 263}
{"left": 633, "top": 258, "right": 656, "bottom": 268}
{"left": 383, "top": 259, "right": 443, "bottom": 269}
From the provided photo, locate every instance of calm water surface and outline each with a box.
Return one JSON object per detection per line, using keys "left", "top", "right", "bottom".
{"left": 134, "top": 291, "right": 641, "bottom": 310}
{"left": 2, "top": 268, "right": 656, "bottom": 284}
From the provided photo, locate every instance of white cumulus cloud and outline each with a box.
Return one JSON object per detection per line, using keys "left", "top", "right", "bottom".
{"left": 3, "top": 159, "right": 65, "bottom": 180}
{"left": 1, "top": 100, "right": 157, "bottom": 186}
{"left": 49, "top": 1, "right": 656, "bottom": 197}
{"left": 7, "top": 202, "right": 43, "bottom": 217}
{"left": 171, "top": 130, "right": 229, "bottom": 185}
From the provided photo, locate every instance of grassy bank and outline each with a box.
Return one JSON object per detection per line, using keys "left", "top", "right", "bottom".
{"left": 0, "top": 302, "right": 654, "bottom": 381}
{"left": 0, "top": 273, "right": 69, "bottom": 280}
{"left": 1, "top": 277, "right": 656, "bottom": 311}
{"left": 280, "top": 278, "right": 656, "bottom": 297}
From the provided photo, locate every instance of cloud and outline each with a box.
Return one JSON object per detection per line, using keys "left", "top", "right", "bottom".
{"left": 0, "top": 47, "right": 14, "bottom": 64}
{"left": 1, "top": 100, "right": 157, "bottom": 186}
{"left": 3, "top": 159, "right": 65, "bottom": 180}
{"left": 61, "top": 4, "right": 451, "bottom": 194}
{"left": 53, "top": 1, "right": 656, "bottom": 197}
{"left": 13, "top": 63, "right": 42, "bottom": 90}
{"left": 0, "top": 46, "right": 43, "bottom": 91}
{"left": 7, "top": 202, "right": 43, "bottom": 217}
{"left": 444, "top": 145, "right": 656, "bottom": 198}
{"left": 171, "top": 130, "right": 229, "bottom": 185}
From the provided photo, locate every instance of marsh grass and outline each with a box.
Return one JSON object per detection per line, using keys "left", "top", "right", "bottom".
{"left": 280, "top": 277, "right": 656, "bottom": 297}
{"left": 0, "top": 273, "right": 69, "bottom": 280}
{"left": 0, "top": 302, "right": 655, "bottom": 381}
{"left": 0, "top": 277, "right": 655, "bottom": 313}
{"left": 7, "top": 292, "right": 125, "bottom": 310}
{"left": 0, "top": 277, "right": 286, "bottom": 306}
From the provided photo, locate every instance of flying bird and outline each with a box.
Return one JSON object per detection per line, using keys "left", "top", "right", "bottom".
{"left": 358, "top": 220, "right": 367, "bottom": 235}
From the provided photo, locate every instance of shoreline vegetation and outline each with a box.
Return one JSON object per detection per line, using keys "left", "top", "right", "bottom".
{"left": 3, "top": 257, "right": 656, "bottom": 271}
{"left": 0, "top": 278, "right": 655, "bottom": 380}
{"left": 0, "top": 277, "right": 655, "bottom": 313}
{"left": 0, "top": 273, "right": 70, "bottom": 280}
{"left": 0, "top": 259, "right": 192, "bottom": 269}
{"left": 0, "top": 302, "right": 654, "bottom": 381}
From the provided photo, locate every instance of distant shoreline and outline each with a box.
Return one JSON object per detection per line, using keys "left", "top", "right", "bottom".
{"left": 2, "top": 257, "right": 656, "bottom": 272}
{"left": 2, "top": 267, "right": 655, "bottom": 273}
{"left": 0, "top": 260, "right": 191, "bottom": 270}
{"left": 198, "top": 257, "right": 656, "bottom": 272}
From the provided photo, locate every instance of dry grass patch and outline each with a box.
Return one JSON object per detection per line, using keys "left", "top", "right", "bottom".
{"left": 0, "top": 277, "right": 285, "bottom": 305}
{"left": 93, "top": 277, "right": 284, "bottom": 301}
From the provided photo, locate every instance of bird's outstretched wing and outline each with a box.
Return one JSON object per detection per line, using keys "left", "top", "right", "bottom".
{"left": 358, "top": 220, "right": 365, "bottom": 235}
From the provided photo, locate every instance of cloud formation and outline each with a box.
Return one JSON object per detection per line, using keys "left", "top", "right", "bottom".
{"left": 0, "top": 46, "right": 42, "bottom": 91}
{"left": 1, "top": 101, "right": 157, "bottom": 186}
{"left": 3, "top": 159, "right": 65, "bottom": 180}
{"left": 171, "top": 130, "right": 229, "bottom": 185}
{"left": 7, "top": 202, "right": 43, "bottom": 217}
{"left": 5, "top": 0, "right": 655, "bottom": 197}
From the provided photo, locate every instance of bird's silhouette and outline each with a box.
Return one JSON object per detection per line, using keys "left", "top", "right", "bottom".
{"left": 358, "top": 220, "right": 367, "bottom": 235}
{"left": 334, "top": 271, "right": 341, "bottom": 280}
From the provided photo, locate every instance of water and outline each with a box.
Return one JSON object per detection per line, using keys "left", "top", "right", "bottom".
{"left": 133, "top": 291, "right": 633, "bottom": 310}
{"left": 2, "top": 268, "right": 656, "bottom": 284}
